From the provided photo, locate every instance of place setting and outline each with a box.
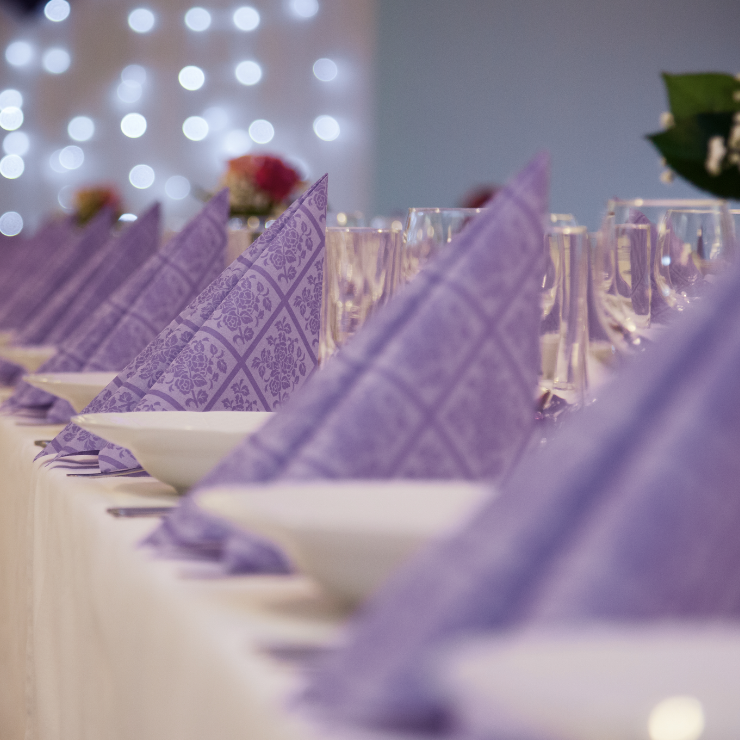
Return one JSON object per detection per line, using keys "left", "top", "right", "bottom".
{"left": 1, "top": 8, "right": 740, "bottom": 738}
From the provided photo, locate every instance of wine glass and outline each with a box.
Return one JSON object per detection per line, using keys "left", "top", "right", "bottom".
{"left": 401, "top": 207, "right": 484, "bottom": 284}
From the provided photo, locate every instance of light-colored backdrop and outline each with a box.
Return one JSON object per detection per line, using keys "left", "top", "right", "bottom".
{"left": 372, "top": 0, "right": 740, "bottom": 228}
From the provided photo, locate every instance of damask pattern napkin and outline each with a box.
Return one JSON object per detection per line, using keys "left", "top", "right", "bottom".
{"left": 40, "top": 176, "right": 327, "bottom": 461}
{"left": 146, "top": 153, "right": 548, "bottom": 572}
{"left": 0, "top": 208, "right": 112, "bottom": 330}
{"left": 17, "top": 205, "right": 160, "bottom": 346}
{"left": 304, "top": 240, "right": 740, "bottom": 732}
{"left": 7, "top": 191, "right": 228, "bottom": 421}
{"left": 0, "top": 215, "right": 76, "bottom": 312}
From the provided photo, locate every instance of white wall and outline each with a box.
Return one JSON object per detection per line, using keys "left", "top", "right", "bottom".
{"left": 0, "top": 0, "right": 376, "bottom": 231}
{"left": 372, "top": 0, "right": 740, "bottom": 228}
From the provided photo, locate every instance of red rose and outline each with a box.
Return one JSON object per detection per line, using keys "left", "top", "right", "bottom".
{"left": 253, "top": 156, "right": 300, "bottom": 202}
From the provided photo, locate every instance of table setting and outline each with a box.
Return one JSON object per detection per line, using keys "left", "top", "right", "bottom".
{"left": 1, "top": 68, "right": 740, "bottom": 740}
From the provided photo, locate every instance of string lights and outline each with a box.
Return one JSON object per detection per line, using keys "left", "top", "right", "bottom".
{"left": 0, "top": 0, "right": 358, "bottom": 237}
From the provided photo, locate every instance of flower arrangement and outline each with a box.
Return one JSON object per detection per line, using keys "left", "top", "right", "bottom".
{"left": 220, "top": 154, "right": 304, "bottom": 219}
{"left": 647, "top": 72, "right": 740, "bottom": 199}
{"left": 73, "top": 185, "right": 123, "bottom": 225}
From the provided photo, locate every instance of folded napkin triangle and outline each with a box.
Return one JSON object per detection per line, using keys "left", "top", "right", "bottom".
{"left": 9, "top": 191, "right": 228, "bottom": 422}
{"left": 0, "top": 208, "right": 113, "bottom": 330}
{"left": 41, "top": 175, "right": 327, "bottom": 462}
{"left": 17, "top": 204, "right": 160, "bottom": 346}
{"left": 145, "top": 153, "right": 548, "bottom": 573}
{"left": 303, "top": 229, "right": 740, "bottom": 731}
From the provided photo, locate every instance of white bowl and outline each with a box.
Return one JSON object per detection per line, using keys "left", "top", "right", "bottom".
{"left": 24, "top": 371, "right": 118, "bottom": 412}
{"left": 437, "top": 625, "right": 740, "bottom": 740}
{"left": 72, "top": 411, "right": 273, "bottom": 492}
{"left": 198, "top": 480, "right": 490, "bottom": 605}
{"left": 0, "top": 344, "right": 57, "bottom": 372}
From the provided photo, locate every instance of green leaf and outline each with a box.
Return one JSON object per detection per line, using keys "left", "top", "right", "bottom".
{"left": 648, "top": 112, "right": 740, "bottom": 199}
{"left": 662, "top": 72, "right": 740, "bottom": 117}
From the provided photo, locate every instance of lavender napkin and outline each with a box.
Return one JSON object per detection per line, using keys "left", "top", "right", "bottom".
{"left": 17, "top": 205, "right": 160, "bottom": 346}
{"left": 303, "top": 237, "right": 740, "bottom": 731}
{"left": 39, "top": 177, "right": 327, "bottom": 460}
{"left": 0, "top": 215, "right": 76, "bottom": 312}
{"left": 7, "top": 192, "right": 228, "bottom": 421}
{"left": 0, "top": 209, "right": 112, "bottom": 330}
{"left": 146, "top": 153, "right": 548, "bottom": 572}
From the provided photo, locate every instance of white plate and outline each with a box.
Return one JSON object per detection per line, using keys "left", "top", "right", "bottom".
{"left": 198, "top": 480, "right": 490, "bottom": 605}
{"left": 23, "top": 371, "right": 118, "bottom": 412}
{"left": 437, "top": 625, "right": 740, "bottom": 740}
{"left": 0, "top": 344, "right": 57, "bottom": 372}
{"left": 72, "top": 411, "right": 273, "bottom": 492}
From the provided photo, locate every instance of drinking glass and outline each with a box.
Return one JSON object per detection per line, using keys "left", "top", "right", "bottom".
{"left": 598, "top": 199, "right": 735, "bottom": 350}
{"left": 540, "top": 225, "right": 589, "bottom": 403}
{"left": 319, "top": 227, "right": 403, "bottom": 364}
{"left": 401, "top": 207, "right": 484, "bottom": 284}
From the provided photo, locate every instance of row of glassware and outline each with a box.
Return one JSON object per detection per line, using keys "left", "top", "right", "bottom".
{"left": 318, "top": 200, "right": 739, "bottom": 404}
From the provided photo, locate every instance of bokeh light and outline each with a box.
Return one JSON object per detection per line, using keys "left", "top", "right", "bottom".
{"left": 122, "top": 64, "right": 147, "bottom": 85}
{"left": 178, "top": 66, "right": 205, "bottom": 91}
{"left": 128, "top": 8, "right": 155, "bottom": 33}
{"left": 313, "top": 58, "right": 338, "bottom": 81}
{"left": 121, "top": 113, "right": 147, "bottom": 138}
{"left": 184, "top": 7, "right": 211, "bottom": 31}
{"left": 119, "top": 213, "right": 138, "bottom": 221}
{"left": 182, "top": 116, "right": 209, "bottom": 141}
{"left": 59, "top": 145, "right": 84, "bottom": 170}
{"left": 49, "top": 150, "right": 66, "bottom": 173}
{"left": 165, "top": 175, "right": 191, "bottom": 200}
{"left": 233, "top": 6, "right": 259, "bottom": 31}
{"left": 290, "top": 0, "right": 319, "bottom": 18}
{"left": 203, "top": 106, "right": 228, "bottom": 132}
{"left": 129, "top": 164, "right": 155, "bottom": 189}
{"left": 0, "top": 90, "right": 23, "bottom": 110}
{"left": 313, "top": 114, "right": 340, "bottom": 141}
{"left": 235, "top": 60, "right": 262, "bottom": 86}
{"left": 117, "top": 81, "right": 142, "bottom": 103}
{"left": 0, "top": 154, "right": 24, "bottom": 179}
{"left": 68, "top": 116, "right": 94, "bottom": 142}
{"left": 0, "top": 211, "right": 23, "bottom": 236}
{"left": 3, "top": 132, "right": 29, "bottom": 156}
{"left": 5, "top": 41, "right": 33, "bottom": 67}
{"left": 249, "top": 119, "right": 274, "bottom": 144}
{"left": 0, "top": 107, "right": 23, "bottom": 132}
{"left": 42, "top": 48, "right": 71, "bottom": 74}
{"left": 44, "top": 0, "right": 70, "bottom": 22}
{"left": 223, "top": 129, "right": 251, "bottom": 156}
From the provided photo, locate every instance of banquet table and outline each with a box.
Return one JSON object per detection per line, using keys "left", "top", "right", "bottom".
{"left": 0, "top": 406, "right": 374, "bottom": 740}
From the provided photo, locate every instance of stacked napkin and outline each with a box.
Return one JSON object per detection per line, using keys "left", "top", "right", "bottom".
{"left": 16, "top": 205, "right": 160, "bottom": 346}
{"left": 0, "top": 215, "right": 77, "bottom": 313}
{"left": 0, "top": 208, "right": 113, "bottom": 330}
{"left": 7, "top": 192, "right": 228, "bottom": 421}
{"left": 40, "top": 176, "right": 327, "bottom": 463}
{"left": 303, "top": 232, "right": 740, "bottom": 731}
{"left": 144, "top": 153, "right": 547, "bottom": 572}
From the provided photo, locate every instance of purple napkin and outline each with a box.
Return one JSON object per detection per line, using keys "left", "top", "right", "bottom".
{"left": 0, "top": 209, "right": 113, "bottom": 330}
{"left": 39, "top": 177, "right": 327, "bottom": 460}
{"left": 7, "top": 192, "right": 228, "bottom": 421}
{"left": 303, "top": 241, "right": 740, "bottom": 732}
{"left": 0, "top": 215, "right": 77, "bottom": 312}
{"left": 16, "top": 205, "right": 160, "bottom": 346}
{"left": 146, "top": 153, "right": 548, "bottom": 573}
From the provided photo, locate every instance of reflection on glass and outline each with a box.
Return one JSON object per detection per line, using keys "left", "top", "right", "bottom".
{"left": 319, "top": 227, "right": 402, "bottom": 364}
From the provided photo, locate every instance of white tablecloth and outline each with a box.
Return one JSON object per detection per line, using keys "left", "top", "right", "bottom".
{"left": 0, "top": 411, "right": 350, "bottom": 740}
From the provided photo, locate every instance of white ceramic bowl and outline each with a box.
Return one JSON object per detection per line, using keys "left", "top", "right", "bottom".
{"left": 72, "top": 411, "right": 273, "bottom": 492}
{"left": 198, "top": 480, "right": 490, "bottom": 605}
{"left": 0, "top": 344, "right": 57, "bottom": 372}
{"left": 437, "top": 625, "right": 740, "bottom": 740}
{"left": 23, "top": 371, "right": 118, "bottom": 412}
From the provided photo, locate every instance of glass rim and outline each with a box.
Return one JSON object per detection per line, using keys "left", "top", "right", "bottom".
{"left": 406, "top": 207, "right": 485, "bottom": 214}
{"left": 326, "top": 226, "right": 401, "bottom": 233}
{"left": 607, "top": 198, "right": 727, "bottom": 208}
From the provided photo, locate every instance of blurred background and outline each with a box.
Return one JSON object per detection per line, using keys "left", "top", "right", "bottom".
{"left": 0, "top": 0, "right": 738, "bottom": 233}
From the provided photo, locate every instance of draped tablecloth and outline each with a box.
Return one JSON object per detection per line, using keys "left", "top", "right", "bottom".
{"left": 0, "top": 409, "right": 357, "bottom": 740}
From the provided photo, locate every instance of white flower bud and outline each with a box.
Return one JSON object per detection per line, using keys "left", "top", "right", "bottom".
{"left": 705, "top": 135, "right": 726, "bottom": 176}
